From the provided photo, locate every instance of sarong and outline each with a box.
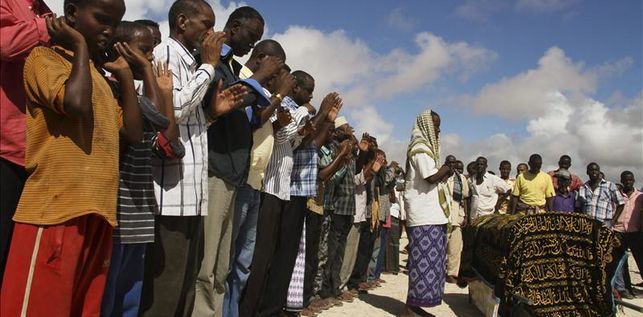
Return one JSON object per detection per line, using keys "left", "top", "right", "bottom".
{"left": 406, "top": 224, "right": 447, "bottom": 307}
{"left": 285, "top": 223, "right": 306, "bottom": 311}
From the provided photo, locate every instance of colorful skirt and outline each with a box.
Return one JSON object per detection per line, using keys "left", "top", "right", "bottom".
{"left": 406, "top": 224, "right": 447, "bottom": 307}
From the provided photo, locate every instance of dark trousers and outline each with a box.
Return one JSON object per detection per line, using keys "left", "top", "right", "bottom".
{"left": 319, "top": 213, "right": 353, "bottom": 298}
{"left": 239, "top": 194, "right": 306, "bottom": 317}
{"left": 347, "top": 220, "right": 374, "bottom": 289}
{"left": 303, "top": 211, "right": 323, "bottom": 306}
{"left": 0, "top": 157, "right": 27, "bottom": 287}
{"left": 622, "top": 232, "right": 643, "bottom": 281}
{"left": 139, "top": 216, "right": 203, "bottom": 317}
{"left": 385, "top": 217, "right": 401, "bottom": 273}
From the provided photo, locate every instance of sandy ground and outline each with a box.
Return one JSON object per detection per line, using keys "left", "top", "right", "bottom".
{"left": 320, "top": 235, "right": 643, "bottom": 317}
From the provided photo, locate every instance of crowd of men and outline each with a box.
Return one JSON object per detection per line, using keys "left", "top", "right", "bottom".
{"left": 1, "top": 1, "right": 641, "bottom": 317}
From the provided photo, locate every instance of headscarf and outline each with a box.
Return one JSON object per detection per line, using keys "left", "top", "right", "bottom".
{"left": 406, "top": 109, "right": 452, "bottom": 230}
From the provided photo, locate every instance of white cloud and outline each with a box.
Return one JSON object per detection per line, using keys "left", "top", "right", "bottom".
{"left": 440, "top": 92, "right": 643, "bottom": 182}
{"left": 387, "top": 8, "right": 415, "bottom": 32}
{"left": 271, "top": 27, "right": 495, "bottom": 158}
{"left": 470, "top": 47, "right": 596, "bottom": 119}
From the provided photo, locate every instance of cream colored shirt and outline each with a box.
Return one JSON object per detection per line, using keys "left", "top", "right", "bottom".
{"left": 240, "top": 66, "right": 276, "bottom": 191}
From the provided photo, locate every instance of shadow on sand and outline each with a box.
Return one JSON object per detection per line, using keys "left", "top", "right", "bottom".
{"left": 442, "top": 292, "right": 483, "bottom": 317}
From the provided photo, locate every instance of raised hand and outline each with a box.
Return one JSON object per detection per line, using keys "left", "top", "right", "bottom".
{"left": 254, "top": 56, "right": 284, "bottom": 86}
{"left": 275, "top": 71, "right": 296, "bottom": 97}
{"left": 103, "top": 55, "right": 133, "bottom": 80}
{"left": 46, "top": 15, "right": 85, "bottom": 51}
{"left": 359, "top": 133, "right": 370, "bottom": 152}
{"left": 211, "top": 80, "right": 248, "bottom": 117}
{"left": 319, "top": 92, "right": 342, "bottom": 121}
{"left": 338, "top": 139, "right": 353, "bottom": 157}
{"left": 276, "top": 106, "right": 292, "bottom": 127}
{"left": 200, "top": 31, "right": 226, "bottom": 66}
{"left": 372, "top": 156, "right": 385, "bottom": 173}
{"left": 154, "top": 62, "right": 173, "bottom": 92}
{"left": 298, "top": 120, "right": 316, "bottom": 136}
{"left": 114, "top": 42, "right": 151, "bottom": 75}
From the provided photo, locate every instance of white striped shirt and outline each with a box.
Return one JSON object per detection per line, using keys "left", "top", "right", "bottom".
{"left": 262, "top": 97, "right": 310, "bottom": 201}
{"left": 151, "top": 38, "right": 214, "bottom": 216}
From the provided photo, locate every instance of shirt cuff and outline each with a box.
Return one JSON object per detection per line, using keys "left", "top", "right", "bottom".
{"left": 35, "top": 17, "right": 50, "bottom": 44}
{"left": 198, "top": 64, "right": 215, "bottom": 81}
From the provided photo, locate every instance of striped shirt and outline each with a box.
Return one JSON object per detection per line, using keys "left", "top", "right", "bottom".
{"left": 290, "top": 142, "right": 318, "bottom": 197}
{"left": 113, "top": 131, "right": 156, "bottom": 244}
{"left": 151, "top": 38, "right": 214, "bottom": 216}
{"left": 16, "top": 46, "right": 120, "bottom": 226}
{"left": 263, "top": 97, "right": 310, "bottom": 201}
{"left": 576, "top": 180, "right": 624, "bottom": 223}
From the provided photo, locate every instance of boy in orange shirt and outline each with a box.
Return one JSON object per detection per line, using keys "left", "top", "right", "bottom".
{"left": 0, "top": 0, "right": 141, "bottom": 315}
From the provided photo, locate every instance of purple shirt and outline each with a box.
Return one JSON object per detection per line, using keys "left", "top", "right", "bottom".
{"left": 552, "top": 191, "right": 576, "bottom": 212}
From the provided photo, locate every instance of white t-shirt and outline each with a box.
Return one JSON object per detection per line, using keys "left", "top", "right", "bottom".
{"left": 403, "top": 153, "right": 448, "bottom": 227}
{"left": 470, "top": 172, "right": 512, "bottom": 219}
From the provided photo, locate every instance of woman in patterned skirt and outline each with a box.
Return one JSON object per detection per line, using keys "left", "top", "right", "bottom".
{"left": 400, "top": 109, "right": 453, "bottom": 317}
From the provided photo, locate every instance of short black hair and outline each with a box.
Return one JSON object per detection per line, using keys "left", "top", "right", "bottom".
{"left": 112, "top": 21, "right": 150, "bottom": 45}
{"left": 225, "top": 6, "right": 264, "bottom": 29}
{"left": 456, "top": 160, "right": 464, "bottom": 165}
{"left": 135, "top": 19, "right": 159, "bottom": 28}
{"left": 282, "top": 64, "right": 291, "bottom": 72}
{"left": 587, "top": 162, "right": 600, "bottom": 170}
{"left": 292, "top": 70, "right": 314, "bottom": 86}
{"left": 621, "top": 171, "right": 634, "bottom": 179}
{"left": 500, "top": 160, "right": 511, "bottom": 167}
{"left": 169, "top": 0, "right": 206, "bottom": 30}
{"left": 529, "top": 154, "right": 542, "bottom": 162}
{"left": 476, "top": 156, "right": 487, "bottom": 163}
{"left": 559, "top": 154, "right": 571, "bottom": 161}
{"left": 250, "top": 39, "right": 286, "bottom": 61}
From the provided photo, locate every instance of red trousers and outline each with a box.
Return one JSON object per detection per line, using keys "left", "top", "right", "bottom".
{"left": 1, "top": 214, "right": 113, "bottom": 317}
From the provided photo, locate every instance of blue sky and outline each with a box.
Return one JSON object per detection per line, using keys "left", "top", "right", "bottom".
{"left": 250, "top": 0, "right": 642, "bottom": 140}
{"left": 49, "top": 0, "right": 643, "bottom": 178}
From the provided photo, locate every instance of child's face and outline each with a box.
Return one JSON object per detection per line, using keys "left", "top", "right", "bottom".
{"left": 67, "top": 0, "right": 126, "bottom": 58}
{"left": 128, "top": 30, "right": 155, "bottom": 80}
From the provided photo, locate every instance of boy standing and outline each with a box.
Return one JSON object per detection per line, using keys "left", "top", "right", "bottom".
{"left": 551, "top": 169, "right": 576, "bottom": 212}
{"left": 0, "top": 0, "right": 140, "bottom": 315}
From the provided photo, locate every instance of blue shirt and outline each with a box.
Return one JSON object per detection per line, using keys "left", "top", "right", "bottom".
{"left": 290, "top": 142, "right": 318, "bottom": 197}
{"left": 576, "top": 180, "right": 624, "bottom": 223}
{"left": 552, "top": 191, "right": 576, "bottom": 212}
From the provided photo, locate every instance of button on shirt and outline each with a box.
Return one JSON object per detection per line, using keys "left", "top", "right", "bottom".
{"left": 263, "top": 97, "right": 310, "bottom": 201}
{"left": 151, "top": 38, "right": 214, "bottom": 216}
{"left": 576, "top": 180, "right": 624, "bottom": 223}
{"left": 470, "top": 172, "right": 511, "bottom": 218}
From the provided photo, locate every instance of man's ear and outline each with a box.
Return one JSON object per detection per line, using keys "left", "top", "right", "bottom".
{"left": 177, "top": 13, "right": 189, "bottom": 33}
{"left": 64, "top": 3, "right": 79, "bottom": 26}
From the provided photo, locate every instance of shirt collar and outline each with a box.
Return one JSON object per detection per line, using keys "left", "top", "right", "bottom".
{"left": 221, "top": 43, "right": 234, "bottom": 62}
{"left": 168, "top": 38, "right": 196, "bottom": 67}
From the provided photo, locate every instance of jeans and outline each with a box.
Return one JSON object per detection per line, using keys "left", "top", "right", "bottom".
{"left": 614, "top": 252, "right": 629, "bottom": 291}
{"left": 102, "top": 243, "right": 147, "bottom": 317}
{"left": 372, "top": 226, "right": 389, "bottom": 279}
{"left": 223, "top": 185, "right": 261, "bottom": 317}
